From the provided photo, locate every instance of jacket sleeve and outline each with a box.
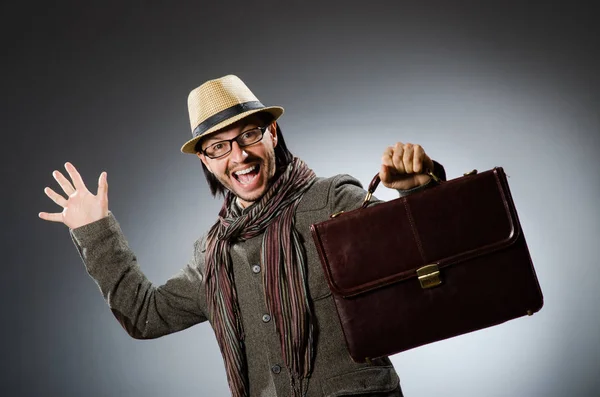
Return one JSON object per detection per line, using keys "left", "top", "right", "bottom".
{"left": 69, "top": 212, "right": 208, "bottom": 339}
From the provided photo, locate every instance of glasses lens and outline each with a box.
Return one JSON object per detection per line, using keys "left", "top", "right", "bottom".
{"left": 238, "top": 128, "right": 263, "bottom": 146}
{"left": 206, "top": 141, "right": 231, "bottom": 158}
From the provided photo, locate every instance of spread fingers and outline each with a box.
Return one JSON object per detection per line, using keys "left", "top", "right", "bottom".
{"left": 64, "top": 162, "right": 89, "bottom": 193}
{"left": 44, "top": 187, "right": 68, "bottom": 208}
{"left": 38, "top": 212, "right": 63, "bottom": 222}
{"left": 53, "top": 170, "right": 75, "bottom": 196}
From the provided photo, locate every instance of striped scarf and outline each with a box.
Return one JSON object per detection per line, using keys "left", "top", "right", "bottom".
{"left": 204, "top": 158, "right": 317, "bottom": 397}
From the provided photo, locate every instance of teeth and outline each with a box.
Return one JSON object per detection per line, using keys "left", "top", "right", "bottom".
{"left": 234, "top": 165, "right": 257, "bottom": 176}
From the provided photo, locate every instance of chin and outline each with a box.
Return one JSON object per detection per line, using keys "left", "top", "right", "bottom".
{"left": 235, "top": 188, "right": 266, "bottom": 206}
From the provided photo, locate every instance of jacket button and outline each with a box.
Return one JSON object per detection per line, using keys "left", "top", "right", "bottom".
{"left": 271, "top": 364, "right": 281, "bottom": 374}
{"left": 252, "top": 265, "right": 261, "bottom": 273}
{"left": 262, "top": 314, "right": 271, "bottom": 323}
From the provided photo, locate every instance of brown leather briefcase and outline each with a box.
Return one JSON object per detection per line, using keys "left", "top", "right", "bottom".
{"left": 310, "top": 167, "right": 544, "bottom": 363}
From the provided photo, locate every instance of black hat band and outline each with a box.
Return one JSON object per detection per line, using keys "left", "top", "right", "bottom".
{"left": 192, "top": 101, "right": 265, "bottom": 138}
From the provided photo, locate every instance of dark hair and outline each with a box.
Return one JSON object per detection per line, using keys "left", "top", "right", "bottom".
{"left": 196, "top": 113, "right": 294, "bottom": 197}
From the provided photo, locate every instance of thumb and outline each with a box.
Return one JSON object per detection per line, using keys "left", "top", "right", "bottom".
{"left": 97, "top": 171, "right": 108, "bottom": 199}
{"left": 379, "top": 164, "right": 392, "bottom": 184}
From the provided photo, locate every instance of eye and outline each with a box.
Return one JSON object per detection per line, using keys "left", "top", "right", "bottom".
{"left": 207, "top": 142, "right": 227, "bottom": 155}
{"left": 243, "top": 129, "right": 260, "bottom": 140}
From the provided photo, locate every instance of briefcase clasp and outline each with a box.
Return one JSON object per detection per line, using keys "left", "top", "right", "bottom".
{"left": 417, "top": 264, "right": 442, "bottom": 289}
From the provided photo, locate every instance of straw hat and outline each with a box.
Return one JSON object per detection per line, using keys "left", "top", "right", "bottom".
{"left": 181, "top": 74, "right": 284, "bottom": 154}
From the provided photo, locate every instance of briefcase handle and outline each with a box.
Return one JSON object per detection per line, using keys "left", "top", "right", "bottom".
{"left": 361, "top": 169, "right": 443, "bottom": 209}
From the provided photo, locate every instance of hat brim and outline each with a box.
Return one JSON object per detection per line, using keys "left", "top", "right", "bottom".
{"left": 180, "top": 106, "right": 284, "bottom": 154}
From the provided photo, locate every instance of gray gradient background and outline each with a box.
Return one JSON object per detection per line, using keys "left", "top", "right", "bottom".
{"left": 3, "top": 1, "right": 599, "bottom": 396}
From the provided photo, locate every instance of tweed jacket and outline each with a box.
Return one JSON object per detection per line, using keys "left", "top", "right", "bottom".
{"left": 70, "top": 164, "right": 445, "bottom": 397}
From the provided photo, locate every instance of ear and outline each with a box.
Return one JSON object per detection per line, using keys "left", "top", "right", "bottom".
{"left": 197, "top": 152, "right": 213, "bottom": 173}
{"left": 270, "top": 121, "right": 278, "bottom": 148}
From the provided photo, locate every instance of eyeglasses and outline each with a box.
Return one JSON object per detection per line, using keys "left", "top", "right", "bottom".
{"left": 201, "top": 126, "right": 268, "bottom": 159}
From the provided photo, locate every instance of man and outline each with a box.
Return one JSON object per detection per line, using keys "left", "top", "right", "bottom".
{"left": 39, "top": 75, "right": 446, "bottom": 397}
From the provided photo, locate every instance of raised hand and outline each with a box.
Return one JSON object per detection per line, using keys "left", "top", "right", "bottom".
{"left": 380, "top": 142, "right": 435, "bottom": 191}
{"left": 39, "top": 162, "right": 109, "bottom": 229}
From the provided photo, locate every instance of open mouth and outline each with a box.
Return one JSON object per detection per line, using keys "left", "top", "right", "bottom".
{"left": 232, "top": 164, "right": 260, "bottom": 185}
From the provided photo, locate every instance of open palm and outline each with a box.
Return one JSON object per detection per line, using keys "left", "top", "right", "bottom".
{"left": 39, "top": 162, "right": 109, "bottom": 229}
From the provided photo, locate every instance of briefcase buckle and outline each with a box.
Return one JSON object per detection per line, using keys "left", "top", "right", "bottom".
{"left": 417, "top": 264, "right": 442, "bottom": 289}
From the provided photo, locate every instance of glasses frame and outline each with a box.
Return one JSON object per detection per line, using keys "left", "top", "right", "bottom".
{"left": 201, "top": 126, "right": 268, "bottom": 159}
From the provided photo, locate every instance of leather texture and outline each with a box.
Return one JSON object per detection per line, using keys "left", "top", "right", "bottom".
{"left": 310, "top": 167, "right": 544, "bottom": 362}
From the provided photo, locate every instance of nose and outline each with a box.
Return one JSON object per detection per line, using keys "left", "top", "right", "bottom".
{"left": 229, "top": 141, "right": 248, "bottom": 162}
